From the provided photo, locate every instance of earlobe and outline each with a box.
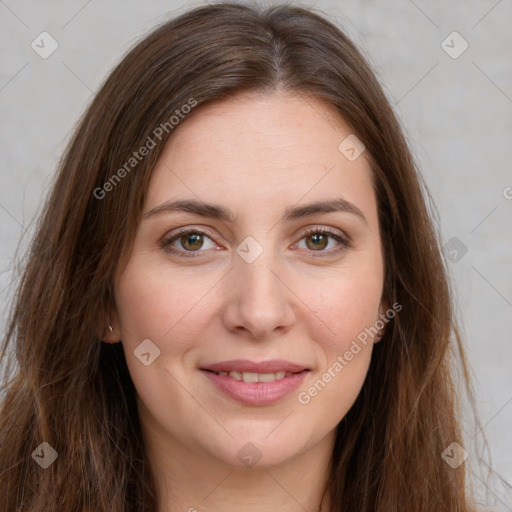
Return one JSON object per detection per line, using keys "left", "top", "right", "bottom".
{"left": 102, "top": 324, "right": 120, "bottom": 343}
{"left": 99, "top": 309, "right": 121, "bottom": 343}
{"left": 374, "top": 301, "right": 391, "bottom": 343}
{"left": 374, "top": 326, "right": 386, "bottom": 343}
{"left": 379, "top": 299, "right": 391, "bottom": 318}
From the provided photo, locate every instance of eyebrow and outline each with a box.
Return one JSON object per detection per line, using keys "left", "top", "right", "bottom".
{"left": 143, "top": 197, "right": 367, "bottom": 224}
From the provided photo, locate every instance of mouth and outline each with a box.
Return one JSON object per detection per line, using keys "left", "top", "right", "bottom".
{"left": 202, "top": 368, "right": 302, "bottom": 383}
{"left": 200, "top": 359, "right": 309, "bottom": 374}
{"left": 199, "top": 359, "right": 310, "bottom": 405}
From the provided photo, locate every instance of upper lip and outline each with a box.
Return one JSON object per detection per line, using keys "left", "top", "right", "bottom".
{"left": 201, "top": 359, "right": 309, "bottom": 373}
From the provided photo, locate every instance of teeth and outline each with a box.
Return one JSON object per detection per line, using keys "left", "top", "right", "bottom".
{"left": 259, "top": 372, "right": 278, "bottom": 382}
{"left": 242, "top": 372, "right": 259, "bottom": 383}
{"left": 214, "top": 370, "right": 296, "bottom": 382}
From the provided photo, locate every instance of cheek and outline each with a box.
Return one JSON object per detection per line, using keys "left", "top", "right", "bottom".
{"left": 115, "top": 257, "right": 216, "bottom": 344}
{"left": 114, "top": 261, "right": 212, "bottom": 414}
{"left": 295, "top": 266, "right": 383, "bottom": 354}
{"left": 294, "top": 274, "right": 379, "bottom": 421}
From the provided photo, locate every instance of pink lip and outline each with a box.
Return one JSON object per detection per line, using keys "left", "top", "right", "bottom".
{"left": 201, "top": 369, "right": 309, "bottom": 405}
{"left": 201, "top": 359, "right": 308, "bottom": 374}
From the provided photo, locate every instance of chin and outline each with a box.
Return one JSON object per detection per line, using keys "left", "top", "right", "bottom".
{"left": 198, "top": 429, "right": 311, "bottom": 470}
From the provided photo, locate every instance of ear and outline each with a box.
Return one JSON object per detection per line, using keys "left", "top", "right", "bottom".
{"left": 374, "top": 299, "right": 392, "bottom": 343}
{"left": 99, "top": 308, "right": 122, "bottom": 343}
{"left": 378, "top": 299, "right": 391, "bottom": 318}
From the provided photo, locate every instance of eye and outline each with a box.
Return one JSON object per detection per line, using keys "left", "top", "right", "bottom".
{"left": 160, "top": 226, "right": 352, "bottom": 258}
{"left": 161, "top": 227, "right": 220, "bottom": 257}
{"left": 294, "top": 227, "right": 351, "bottom": 256}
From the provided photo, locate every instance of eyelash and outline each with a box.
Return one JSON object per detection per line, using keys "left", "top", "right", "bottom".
{"left": 160, "top": 226, "right": 352, "bottom": 258}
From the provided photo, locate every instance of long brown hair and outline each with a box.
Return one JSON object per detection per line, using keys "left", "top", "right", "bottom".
{"left": 1, "top": 2, "right": 477, "bottom": 510}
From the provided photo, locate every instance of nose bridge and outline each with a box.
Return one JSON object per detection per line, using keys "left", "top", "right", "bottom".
{"left": 223, "top": 234, "right": 295, "bottom": 338}
{"left": 236, "top": 235, "right": 283, "bottom": 304}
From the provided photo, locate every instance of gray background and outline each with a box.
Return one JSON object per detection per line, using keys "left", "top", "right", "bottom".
{"left": 1, "top": 0, "right": 511, "bottom": 509}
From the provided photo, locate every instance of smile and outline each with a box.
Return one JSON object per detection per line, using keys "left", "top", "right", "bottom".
{"left": 208, "top": 370, "right": 295, "bottom": 382}
{"left": 201, "top": 368, "right": 310, "bottom": 405}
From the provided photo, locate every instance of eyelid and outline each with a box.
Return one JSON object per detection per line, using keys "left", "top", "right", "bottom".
{"left": 168, "top": 225, "right": 217, "bottom": 240}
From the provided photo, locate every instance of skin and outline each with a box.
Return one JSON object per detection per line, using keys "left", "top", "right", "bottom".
{"left": 107, "top": 90, "right": 387, "bottom": 512}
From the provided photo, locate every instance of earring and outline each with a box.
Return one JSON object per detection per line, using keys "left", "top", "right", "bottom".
{"left": 102, "top": 324, "right": 116, "bottom": 343}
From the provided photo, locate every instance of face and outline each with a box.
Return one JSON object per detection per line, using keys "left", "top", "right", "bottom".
{"left": 112, "top": 90, "right": 386, "bottom": 469}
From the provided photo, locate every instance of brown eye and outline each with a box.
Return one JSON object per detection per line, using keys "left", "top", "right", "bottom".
{"left": 161, "top": 228, "right": 218, "bottom": 257}
{"left": 179, "top": 232, "right": 205, "bottom": 251}
{"left": 296, "top": 227, "right": 352, "bottom": 256}
{"left": 305, "top": 232, "right": 329, "bottom": 251}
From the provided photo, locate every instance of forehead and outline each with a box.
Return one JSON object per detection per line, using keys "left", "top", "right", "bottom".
{"left": 145, "top": 91, "right": 376, "bottom": 225}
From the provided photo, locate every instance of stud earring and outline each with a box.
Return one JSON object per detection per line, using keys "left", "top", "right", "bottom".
{"left": 102, "top": 324, "right": 117, "bottom": 343}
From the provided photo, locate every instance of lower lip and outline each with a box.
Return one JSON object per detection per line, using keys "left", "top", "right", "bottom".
{"left": 201, "top": 370, "right": 309, "bottom": 405}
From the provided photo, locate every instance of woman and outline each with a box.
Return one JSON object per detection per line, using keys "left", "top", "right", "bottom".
{"left": 0, "top": 2, "right": 478, "bottom": 511}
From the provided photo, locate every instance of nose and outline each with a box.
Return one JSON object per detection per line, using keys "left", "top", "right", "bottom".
{"left": 221, "top": 248, "right": 296, "bottom": 341}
